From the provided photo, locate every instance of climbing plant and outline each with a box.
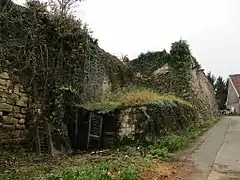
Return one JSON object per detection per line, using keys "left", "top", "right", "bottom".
{"left": 168, "top": 40, "right": 192, "bottom": 98}
{"left": 0, "top": 0, "right": 130, "bottom": 154}
{"left": 129, "top": 50, "right": 170, "bottom": 75}
{"left": 127, "top": 40, "right": 193, "bottom": 99}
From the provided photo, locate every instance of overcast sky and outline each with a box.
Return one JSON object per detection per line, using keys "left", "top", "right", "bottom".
{"left": 15, "top": 0, "right": 240, "bottom": 79}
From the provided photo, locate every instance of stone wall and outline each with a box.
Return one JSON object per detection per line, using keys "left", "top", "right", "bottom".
{"left": 190, "top": 68, "right": 218, "bottom": 120}
{"left": 0, "top": 72, "right": 29, "bottom": 149}
{"left": 136, "top": 61, "right": 218, "bottom": 121}
{"left": 117, "top": 103, "right": 195, "bottom": 144}
{"left": 118, "top": 108, "right": 136, "bottom": 141}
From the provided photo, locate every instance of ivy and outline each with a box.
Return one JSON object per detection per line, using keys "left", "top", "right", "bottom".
{"left": 129, "top": 50, "right": 170, "bottom": 75}
{"left": 168, "top": 40, "right": 192, "bottom": 98}
{"left": 0, "top": 1, "right": 130, "bottom": 154}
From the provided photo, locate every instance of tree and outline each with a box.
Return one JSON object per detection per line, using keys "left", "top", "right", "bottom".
{"left": 206, "top": 71, "right": 216, "bottom": 89}
{"left": 215, "top": 76, "right": 228, "bottom": 110}
{"left": 120, "top": 55, "right": 130, "bottom": 64}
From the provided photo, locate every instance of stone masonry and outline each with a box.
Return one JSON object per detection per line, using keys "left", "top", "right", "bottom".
{"left": 0, "top": 71, "right": 28, "bottom": 148}
{"left": 118, "top": 108, "right": 136, "bottom": 140}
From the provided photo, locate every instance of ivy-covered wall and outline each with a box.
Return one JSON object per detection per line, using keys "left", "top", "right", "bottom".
{"left": 0, "top": 2, "right": 217, "bottom": 151}
{"left": 117, "top": 101, "right": 196, "bottom": 144}
{"left": 128, "top": 41, "right": 218, "bottom": 121}
{"left": 0, "top": 2, "right": 130, "bottom": 151}
{"left": 132, "top": 64, "right": 218, "bottom": 121}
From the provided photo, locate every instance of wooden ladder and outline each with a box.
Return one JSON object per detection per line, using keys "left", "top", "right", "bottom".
{"left": 87, "top": 112, "right": 103, "bottom": 150}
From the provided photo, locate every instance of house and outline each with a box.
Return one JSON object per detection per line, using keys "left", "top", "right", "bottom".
{"left": 226, "top": 74, "right": 240, "bottom": 114}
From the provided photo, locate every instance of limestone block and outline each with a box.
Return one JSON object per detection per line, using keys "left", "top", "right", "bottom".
{"left": 6, "top": 98, "right": 13, "bottom": 105}
{"left": 0, "top": 72, "right": 10, "bottom": 79}
{"left": 2, "top": 116, "right": 18, "bottom": 124}
{"left": 21, "top": 108, "right": 27, "bottom": 114}
{"left": 16, "top": 124, "right": 26, "bottom": 130}
{"left": 0, "top": 103, "right": 13, "bottom": 112}
{"left": 13, "top": 106, "right": 21, "bottom": 113}
{"left": 6, "top": 95, "right": 18, "bottom": 105}
{"left": 16, "top": 96, "right": 28, "bottom": 107}
{"left": 13, "top": 113, "right": 26, "bottom": 119}
{"left": 0, "top": 97, "right": 6, "bottom": 103}
{"left": 2, "top": 124, "right": 15, "bottom": 129}
{"left": 0, "top": 85, "right": 7, "bottom": 90}
{"left": 19, "top": 119, "right": 25, "bottom": 124}
{"left": 0, "top": 79, "right": 11, "bottom": 87}
{"left": 11, "top": 130, "right": 21, "bottom": 138}
{"left": 19, "top": 85, "right": 24, "bottom": 92}
{"left": 13, "top": 84, "right": 20, "bottom": 93}
{"left": 0, "top": 91, "right": 9, "bottom": 98}
{"left": 0, "top": 79, "right": 7, "bottom": 86}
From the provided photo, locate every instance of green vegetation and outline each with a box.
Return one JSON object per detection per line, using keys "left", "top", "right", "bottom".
{"left": 129, "top": 50, "right": 170, "bottom": 74}
{"left": 168, "top": 40, "right": 192, "bottom": 97}
{"left": 43, "top": 162, "right": 139, "bottom": 180}
{"left": 0, "top": 1, "right": 219, "bottom": 180}
{"left": 0, "top": 118, "right": 219, "bottom": 180}
{"left": 81, "top": 87, "right": 192, "bottom": 112}
{"left": 128, "top": 40, "right": 194, "bottom": 100}
{"left": 207, "top": 72, "right": 228, "bottom": 110}
{"left": 0, "top": 0, "right": 131, "bottom": 154}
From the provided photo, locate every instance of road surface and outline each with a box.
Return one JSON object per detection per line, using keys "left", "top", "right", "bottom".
{"left": 187, "top": 116, "right": 240, "bottom": 180}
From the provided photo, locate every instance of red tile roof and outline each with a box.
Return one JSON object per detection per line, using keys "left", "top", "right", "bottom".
{"left": 230, "top": 74, "right": 240, "bottom": 96}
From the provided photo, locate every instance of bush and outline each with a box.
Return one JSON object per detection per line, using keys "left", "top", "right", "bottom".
{"left": 148, "top": 130, "right": 202, "bottom": 158}
{"left": 149, "top": 147, "right": 170, "bottom": 158}
{"left": 119, "top": 168, "right": 139, "bottom": 180}
{"left": 157, "top": 135, "right": 188, "bottom": 152}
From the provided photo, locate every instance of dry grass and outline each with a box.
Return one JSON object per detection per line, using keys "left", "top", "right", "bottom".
{"left": 81, "top": 88, "right": 191, "bottom": 112}
{"left": 140, "top": 160, "right": 194, "bottom": 180}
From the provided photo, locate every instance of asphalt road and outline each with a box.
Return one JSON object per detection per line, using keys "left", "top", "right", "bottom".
{"left": 188, "top": 116, "right": 240, "bottom": 180}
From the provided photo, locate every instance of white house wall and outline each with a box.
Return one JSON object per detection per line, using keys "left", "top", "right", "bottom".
{"left": 226, "top": 80, "right": 240, "bottom": 114}
{"left": 227, "top": 80, "right": 239, "bottom": 106}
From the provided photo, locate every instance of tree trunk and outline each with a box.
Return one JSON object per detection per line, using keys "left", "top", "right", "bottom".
{"left": 45, "top": 121, "right": 54, "bottom": 156}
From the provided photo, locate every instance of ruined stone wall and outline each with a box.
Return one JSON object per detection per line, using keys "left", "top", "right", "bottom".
{"left": 117, "top": 103, "right": 195, "bottom": 144}
{"left": 135, "top": 62, "right": 218, "bottom": 121}
{"left": 118, "top": 108, "right": 136, "bottom": 141}
{"left": 0, "top": 72, "right": 29, "bottom": 149}
{"left": 190, "top": 69, "right": 218, "bottom": 120}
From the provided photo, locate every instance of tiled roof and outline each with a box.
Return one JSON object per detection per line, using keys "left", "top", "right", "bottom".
{"left": 230, "top": 74, "right": 240, "bottom": 96}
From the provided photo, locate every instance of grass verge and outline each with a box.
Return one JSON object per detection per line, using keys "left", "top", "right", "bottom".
{"left": 0, "top": 118, "right": 220, "bottom": 180}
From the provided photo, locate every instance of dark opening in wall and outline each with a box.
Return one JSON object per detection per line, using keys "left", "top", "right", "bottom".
{"left": 65, "top": 107, "right": 119, "bottom": 152}
{"left": 2, "top": 111, "right": 10, "bottom": 116}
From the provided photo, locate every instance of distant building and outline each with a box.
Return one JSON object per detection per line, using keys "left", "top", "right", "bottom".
{"left": 226, "top": 74, "right": 240, "bottom": 114}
